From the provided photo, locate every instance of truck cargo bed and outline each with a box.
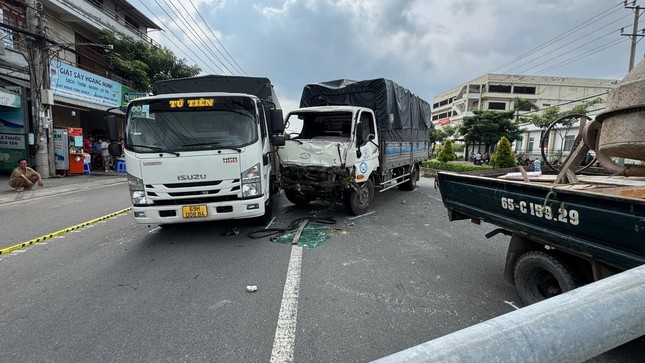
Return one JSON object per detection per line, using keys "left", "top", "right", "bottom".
{"left": 437, "top": 170, "right": 645, "bottom": 272}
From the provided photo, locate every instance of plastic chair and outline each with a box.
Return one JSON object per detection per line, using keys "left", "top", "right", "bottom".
{"left": 115, "top": 158, "right": 126, "bottom": 173}
{"left": 83, "top": 161, "right": 91, "bottom": 175}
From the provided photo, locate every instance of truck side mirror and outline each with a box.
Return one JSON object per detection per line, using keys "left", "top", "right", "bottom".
{"left": 271, "top": 135, "right": 285, "bottom": 146}
{"left": 355, "top": 122, "right": 364, "bottom": 146}
{"left": 269, "top": 109, "right": 285, "bottom": 134}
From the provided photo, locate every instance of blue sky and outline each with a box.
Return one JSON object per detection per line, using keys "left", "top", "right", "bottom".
{"left": 136, "top": 0, "right": 639, "bottom": 113}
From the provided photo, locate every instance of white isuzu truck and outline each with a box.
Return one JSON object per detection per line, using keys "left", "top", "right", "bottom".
{"left": 124, "top": 75, "right": 285, "bottom": 225}
{"left": 278, "top": 79, "right": 432, "bottom": 215}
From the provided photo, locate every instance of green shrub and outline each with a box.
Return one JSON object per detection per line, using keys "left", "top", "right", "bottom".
{"left": 490, "top": 136, "right": 516, "bottom": 168}
{"left": 422, "top": 160, "right": 492, "bottom": 172}
{"left": 437, "top": 139, "right": 457, "bottom": 162}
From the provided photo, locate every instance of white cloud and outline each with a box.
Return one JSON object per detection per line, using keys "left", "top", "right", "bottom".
{"left": 139, "top": 0, "right": 633, "bottom": 106}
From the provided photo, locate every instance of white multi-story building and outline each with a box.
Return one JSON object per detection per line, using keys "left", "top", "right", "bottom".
{"left": 432, "top": 73, "right": 621, "bottom": 160}
{"left": 0, "top": 0, "right": 159, "bottom": 173}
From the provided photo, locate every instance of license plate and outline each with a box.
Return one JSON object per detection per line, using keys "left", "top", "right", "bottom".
{"left": 182, "top": 205, "right": 208, "bottom": 218}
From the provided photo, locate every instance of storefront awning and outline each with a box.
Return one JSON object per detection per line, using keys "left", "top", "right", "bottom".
{"left": 53, "top": 95, "right": 125, "bottom": 115}
{"left": 0, "top": 73, "right": 30, "bottom": 88}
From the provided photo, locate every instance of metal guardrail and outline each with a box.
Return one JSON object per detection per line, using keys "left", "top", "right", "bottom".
{"left": 373, "top": 264, "right": 645, "bottom": 362}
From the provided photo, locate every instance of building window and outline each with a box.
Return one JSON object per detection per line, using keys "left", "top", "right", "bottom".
{"left": 515, "top": 137, "right": 523, "bottom": 152}
{"left": 570, "top": 87, "right": 578, "bottom": 91}
{"left": 513, "top": 86, "right": 536, "bottom": 94}
{"left": 563, "top": 135, "right": 575, "bottom": 151}
{"left": 1, "top": 6, "right": 24, "bottom": 50}
{"left": 433, "top": 103, "right": 439, "bottom": 108}
{"left": 432, "top": 114, "right": 439, "bottom": 121}
{"left": 488, "top": 102, "right": 506, "bottom": 110}
{"left": 528, "top": 137, "right": 535, "bottom": 152}
{"left": 488, "top": 84, "right": 512, "bottom": 93}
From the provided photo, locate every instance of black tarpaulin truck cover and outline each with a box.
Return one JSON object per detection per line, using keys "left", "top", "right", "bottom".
{"left": 152, "top": 75, "right": 281, "bottom": 109}
{"left": 299, "top": 78, "right": 433, "bottom": 142}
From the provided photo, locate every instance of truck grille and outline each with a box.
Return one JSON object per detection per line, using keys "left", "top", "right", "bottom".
{"left": 144, "top": 178, "right": 242, "bottom": 204}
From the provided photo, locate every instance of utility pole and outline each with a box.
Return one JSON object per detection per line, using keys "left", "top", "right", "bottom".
{"left": 623, "top": 1, "right": 645, "bottom": 71}
{"left": 25, "top": 0, "right": 53, "bottom": 176}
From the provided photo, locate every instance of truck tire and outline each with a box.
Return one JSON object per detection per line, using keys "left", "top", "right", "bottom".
{"left": 344, "top": 179, "right": 374, "bottom": 215}
{"left": 254, "top": 196, "right": 274, "bottom": 225}
{"left": 513, "top": 251, "right": 579, "bottom": 305}
{"left": 398, "top": 165, "right": 418, "bottom": 191}
{"left": 284, "top": 189, "right": 311, "bottom": 206}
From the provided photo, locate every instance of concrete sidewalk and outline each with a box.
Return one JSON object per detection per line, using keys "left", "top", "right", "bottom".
{"left": 0, "top": 171, "right": 127, "bottom": 205}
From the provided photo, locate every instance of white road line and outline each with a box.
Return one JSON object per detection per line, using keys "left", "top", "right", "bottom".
{"left": 270, "top": 246, "right": 303, "bottom": 363}
{"left": 347, "top": 211, "right": 375, "bottom": 220}
{"left": 504, "top": 300, "right": 521, "bottom": 310}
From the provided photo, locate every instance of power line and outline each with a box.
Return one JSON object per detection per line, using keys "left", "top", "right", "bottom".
{"left": 505, "top": 17, "right": 631, "bottom": 74}
{"left": 147, "top": 0, "right": 223, "bottom": 74}
{"left": 187, "top": 0, "right": 247, "bottom": 75}
{"left": 159, "top": 0, "right": 234, "bottom": 74}
{"left": 132, "top": 0, "right": 201, "bottom": 67}
{"left": 488, "top": 1, "right": 625, "bottom": 73}
{"left": 533, "top": 38, "right": 627, "bottom": 75}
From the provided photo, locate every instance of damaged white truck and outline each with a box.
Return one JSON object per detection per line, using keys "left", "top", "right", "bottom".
{"left": 277, "top": 79, "right": 432, "bottom": 215}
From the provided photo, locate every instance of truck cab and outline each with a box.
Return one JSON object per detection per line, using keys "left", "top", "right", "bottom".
{"left": 125, "top": 90, "right": 284, "bottom": 225}
{"left": 279, "top": 106, "right": 379, "bottom": 213}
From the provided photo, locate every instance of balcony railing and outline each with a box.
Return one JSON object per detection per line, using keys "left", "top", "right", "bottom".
{"left": 85, "top": 0, "right": 160, "bottom": 47}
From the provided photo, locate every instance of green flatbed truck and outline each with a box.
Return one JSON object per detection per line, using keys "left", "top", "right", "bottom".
{"left": 437, "top": 170, "right": 645, "bottom": 305}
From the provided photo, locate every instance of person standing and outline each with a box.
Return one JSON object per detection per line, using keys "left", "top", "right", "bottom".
{"left": 9, "top": 159, "right": 44, "bottom": 192}
{"left": 101, "top": 138, "right": 112, "bottom": 172}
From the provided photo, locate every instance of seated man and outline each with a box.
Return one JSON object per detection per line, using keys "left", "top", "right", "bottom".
{"left": 9, "top": 159, "right": 44, "bottom": 192}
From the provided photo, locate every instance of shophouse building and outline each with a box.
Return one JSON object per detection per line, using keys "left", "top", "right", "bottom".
{"left": 431, "top": 73, "right": 620, "bottom": 160}
{"left": 0, "top": 0, "right": 159, "bottom": 174}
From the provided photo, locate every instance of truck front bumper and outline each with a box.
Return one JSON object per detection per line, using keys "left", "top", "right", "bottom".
{"left": 131, "top": 196, "right": 266, "bottom": 224}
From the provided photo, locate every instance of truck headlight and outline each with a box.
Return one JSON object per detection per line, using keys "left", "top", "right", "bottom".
{"left": 241, "top": 163, "right": 262, "bottom": 198}
{"left": 127, "top": 174, "right": 147, "bottom": 204}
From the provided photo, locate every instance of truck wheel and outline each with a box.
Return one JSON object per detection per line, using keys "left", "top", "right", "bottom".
{"left": 284, "top": 189, "right": 311, "bottom": 206}
{"left": 344, "top": 179, "right": 374, "bottom": 215}
{"left": 398, "top": 165, "right": 418, "bottom": 191}
{"left": 254, "top": 196, "right": 274, "bottom": 225}
{"left": 513, "top": 251, "right": 579, "bottom": 305}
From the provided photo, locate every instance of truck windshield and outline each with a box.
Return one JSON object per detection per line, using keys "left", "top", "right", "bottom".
{"left": 286, "top": 111, "right": 353, "bottom": 141}
{"left": 125, "top": 96, "right": 258, "bottom": 153}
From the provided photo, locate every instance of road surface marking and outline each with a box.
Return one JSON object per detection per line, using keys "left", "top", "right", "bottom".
{"left": 270, "top": 246, "right": 303, "bottom": 363}
{"left": 348, "top": 211, "right": 375, "bottom": 220}
{"left": 0, "top": 207, "right": 132, "bottom": 255}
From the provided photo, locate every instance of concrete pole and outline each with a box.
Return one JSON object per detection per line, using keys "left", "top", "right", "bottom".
{"left": 25, "top": 0, "right": 50, "bottom": 177}
{"left": 628, "top": 6, "right": 640, "bottom": 72}
{"left": 374, "top": 264, "right": 645, "bottom": 363}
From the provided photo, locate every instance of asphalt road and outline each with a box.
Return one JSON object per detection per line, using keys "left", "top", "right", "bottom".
{"left": 0, "top": 177, "right": 642, "bottom": 362}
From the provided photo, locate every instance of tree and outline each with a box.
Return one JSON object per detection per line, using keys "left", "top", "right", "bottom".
{"left": 100, "top": 30, "right": 201, "bottom": 92}
{"left": 443, "top": 125, "right": 458, "bottom": 139}
{"left": 513, "top": 97, "right": 539, "bottom": 122}
{"left": 526, "top": 98, "right": 603, "bottom": 128}
{"left": 459, "top": 110, "right": 525, "bottom": 153}
{"left": 490, "top": 136, "right": 516, "bottom": 168}
{"left": 429, "top": 128, "right": 447, "bottom": 144}
{"left": 437, "top": 139, "right": 457, "bottom": 162}
{"left": 429, "top": 125, "right": 458, "bottom": 144}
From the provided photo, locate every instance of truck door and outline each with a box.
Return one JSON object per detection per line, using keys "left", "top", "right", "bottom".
{"left": 355, "top": 111, "right": 379, "bottom": 180}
